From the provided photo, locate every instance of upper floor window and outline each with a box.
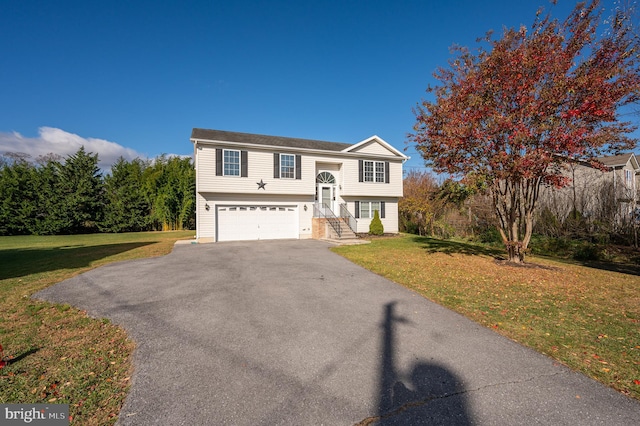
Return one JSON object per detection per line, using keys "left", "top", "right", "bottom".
{"left": 274, "top": 153, "right": 301, "bottom": 179}
{"left": 375, "top": 162, "right": 385, "bottom": 183}
{"left": 216, "top": 149, "right": 247, "bottom": 177}
{"left": 363, "top": 161, "right": 374, "bottom": 182}
{"left": 280, "top": 154, "right": 295, "bottom": 179}
{"left": 359, "top": 160, "right": 389, "bottom": 183}
{"left": 625, "top": 169, "right": 633, "bottom": 187}
{"left": 224, "top": 149, "right": 240, "bottom": 176}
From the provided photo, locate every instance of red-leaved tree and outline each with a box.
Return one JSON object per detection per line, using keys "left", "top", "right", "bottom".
{"left": 409, "top": 0, "right": 640, "bottom": 262}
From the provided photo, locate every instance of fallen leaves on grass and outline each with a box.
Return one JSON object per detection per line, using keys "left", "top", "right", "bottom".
{"left": 333, "top": 235, "right": 640, "bottom": 400}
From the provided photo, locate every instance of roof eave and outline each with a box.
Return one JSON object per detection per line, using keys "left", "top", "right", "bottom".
{"left": 341, "top": 135, "right": 409, "bottom": 159}
{"left": 190, "top": 137, "right": 404, "bottom": 160}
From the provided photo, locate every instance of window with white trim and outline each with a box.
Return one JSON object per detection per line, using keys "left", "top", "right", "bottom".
{"left": 359, "top": 201, "right": 381, "bottom": 219}
{"left": 363, "top": 161, "right": 374, "bottom": 182}
{"left": 375, "top": 162, "right": 385, "bottom": 183}
{"left": 280, "top": 154, "right": 295, "bottom": 179}
{"left": 223, "top": 149, "right": 240, "bottom": 176}
{"left": 625, "top": 169, "right": 633, "bottom": 187}
{"left": 363, "top": 160, "right": 386, "bottom": 183}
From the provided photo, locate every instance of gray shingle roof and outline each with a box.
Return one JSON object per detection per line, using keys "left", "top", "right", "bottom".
{"left": 597, "top": 153, "right": 634, "bottom": 168}
{"left": 191, "top": 128, "right": 352, "bottom": 152}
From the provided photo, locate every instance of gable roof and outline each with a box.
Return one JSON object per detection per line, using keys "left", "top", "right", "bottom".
{"left": 597, "top": 153, "right": 639, "bottom": 170}
{"left": 342, "top": 135, "right": 408, "bottom": 159}
{"left": 191, "top": 128, "right": 352, "bottom": 152}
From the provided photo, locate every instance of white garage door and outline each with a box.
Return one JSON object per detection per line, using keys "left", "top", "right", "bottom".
{"left": 217, "top": 205, "right": 298, "bottom": 242}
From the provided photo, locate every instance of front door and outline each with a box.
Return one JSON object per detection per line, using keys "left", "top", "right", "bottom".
{"left": 318, "top": 184, "right": 334, "bottom": 214}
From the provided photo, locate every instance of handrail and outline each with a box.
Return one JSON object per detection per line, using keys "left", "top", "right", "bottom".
{"left": 313, "top": 202, "right": 342, "bottom": 238}
{"left": 339, "top": 203, "right": 357, "bottom": 234}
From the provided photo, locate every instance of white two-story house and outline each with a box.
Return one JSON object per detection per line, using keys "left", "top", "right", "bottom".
{"left": 191, "top": 128, "right": 408, "bottom": 242}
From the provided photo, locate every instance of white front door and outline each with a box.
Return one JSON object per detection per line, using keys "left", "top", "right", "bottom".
{"left": 318, "top": 184, "right": 335, "bottom": 214}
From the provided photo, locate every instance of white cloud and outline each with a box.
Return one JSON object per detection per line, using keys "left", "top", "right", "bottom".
{"left": 0, "top": 127, "right": 145, "bottom": 170}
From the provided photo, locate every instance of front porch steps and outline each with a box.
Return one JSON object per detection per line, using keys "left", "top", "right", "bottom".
{"left": 326, "top": 218, "right": 357, "bottom": 240}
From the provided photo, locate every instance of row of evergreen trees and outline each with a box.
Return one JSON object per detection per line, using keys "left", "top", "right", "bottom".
{"left": 0, "top": 147, "right": 195, "bottom": 235}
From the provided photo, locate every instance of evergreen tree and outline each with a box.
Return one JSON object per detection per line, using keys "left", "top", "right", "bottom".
{"left": 56, "top": 147, "right": 104, "bottom": 234}
{"left": 369, "top": 209, "right": 384, "bottom": 236}
{"left": 0, "top": 155, "right": 36, "bottom": 235}
{"left": 28, "top": 157, "right": 64, "bottom": 235}
{"left": 101, "top": 157, "right": 150, "bottom": 232}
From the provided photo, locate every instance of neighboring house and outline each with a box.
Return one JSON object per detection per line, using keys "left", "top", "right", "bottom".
{"left": 538, "top": 153, "right": 640, "bottom": 224}
{"left": 191, "top": 128, "right": 408, "bottom": 242}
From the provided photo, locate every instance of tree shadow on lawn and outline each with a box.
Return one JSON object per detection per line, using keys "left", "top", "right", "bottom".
{"left": 411, "top": 236, "right": 505, "bottom": 259}
{"left": 543, "top": 256, "right": 640, "bottom": 277}
{"left": 414, "top": 235, "right": 640, "bottom": 276}
{"left": 0, "top": 242, "right": 155, "bottom": 280}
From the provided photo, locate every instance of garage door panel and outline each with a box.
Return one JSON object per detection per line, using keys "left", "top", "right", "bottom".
{"left": 217, "top": 205, "right": 298, "bottom": 242}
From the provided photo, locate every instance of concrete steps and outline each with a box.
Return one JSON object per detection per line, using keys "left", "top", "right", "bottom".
{"left": 327, "top": 219, "right": 357, "bottom": 240}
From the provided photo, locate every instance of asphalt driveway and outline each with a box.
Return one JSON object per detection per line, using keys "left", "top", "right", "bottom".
{"left": 35, "top": 240, "right": 640, "bottom": 425}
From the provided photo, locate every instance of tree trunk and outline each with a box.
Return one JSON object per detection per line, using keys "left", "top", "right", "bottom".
{"left": 492, "top": 177, "right": 541, "bottom": 263}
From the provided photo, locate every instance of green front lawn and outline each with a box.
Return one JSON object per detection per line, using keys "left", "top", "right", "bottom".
{"left": 0, "top": 231, "right": 193, "bottom": 425}
{"left": 333, "top": 234, "right": 640, "bottom": 400}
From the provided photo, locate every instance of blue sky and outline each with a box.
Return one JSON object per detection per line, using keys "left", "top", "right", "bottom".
{"left": 0, "top": 0, "right": 630, "bottom": 171}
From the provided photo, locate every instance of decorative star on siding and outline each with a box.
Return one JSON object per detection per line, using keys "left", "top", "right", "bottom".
{"left": 257, "top": 179, "right": 267, "bottom": 190}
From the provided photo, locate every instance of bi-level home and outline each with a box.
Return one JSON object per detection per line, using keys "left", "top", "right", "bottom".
{"left": 191, "top": 128, "right": 408, "bottom": 242}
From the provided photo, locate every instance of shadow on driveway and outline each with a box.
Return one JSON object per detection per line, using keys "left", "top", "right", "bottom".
{"left": 0, "top": 242, "right": 154, "bottom": 280}
{"left": 359, "top": 302, "right": 471, "bottom": 425}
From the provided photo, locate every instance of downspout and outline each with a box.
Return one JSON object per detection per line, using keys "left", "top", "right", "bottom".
{"left": 194, "top": 140, "right": 199, "bottom": 240}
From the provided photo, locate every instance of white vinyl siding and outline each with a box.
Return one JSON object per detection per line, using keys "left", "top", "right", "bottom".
{"left": 196, "top": 192, "right": 215, "bottom": 240}
{"left": 342, "top": 159, "right": 403, "bottom": 197}
{"left": 348, "top": 199, "right": 398, "bottom": 233}
{"left": 198, "top": 146, "right": 312, "bottom": 195}
{"left": 349, "top": 140, "right": 394, "bottom": 156}
{"left": 197, "top": 145, "right": 403, "bottom": 198}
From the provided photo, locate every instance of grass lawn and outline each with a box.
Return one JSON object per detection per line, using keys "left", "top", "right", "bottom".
{"left": 333, "top": 234, "right": 640, "bottom": 400}
{"left": 0, "top": 231, "right": 194, "bottom": 425}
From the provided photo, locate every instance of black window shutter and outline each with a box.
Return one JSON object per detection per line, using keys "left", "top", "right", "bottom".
{"left": 216, "top": 149, "right": 222, "bottom": 176}
{"left": 273, "top": 153, "right": 280, "bottom": 178}
{"left": 358, "top": 160, "right": 363, "bottom": 182}
{"left": 295, "top": 154, "right": 301, "bottom": 180}
{"left": 241, "top": 151, "right": 248, "bottom": 177}
{"left": 385, "top": 161, "right": 390, "bottom": 183}
{"left": 380, "top": 201, "right": 386, "bottom": 218}
{"left": 355, "top": 201, "right": 360, "bottom": 218}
